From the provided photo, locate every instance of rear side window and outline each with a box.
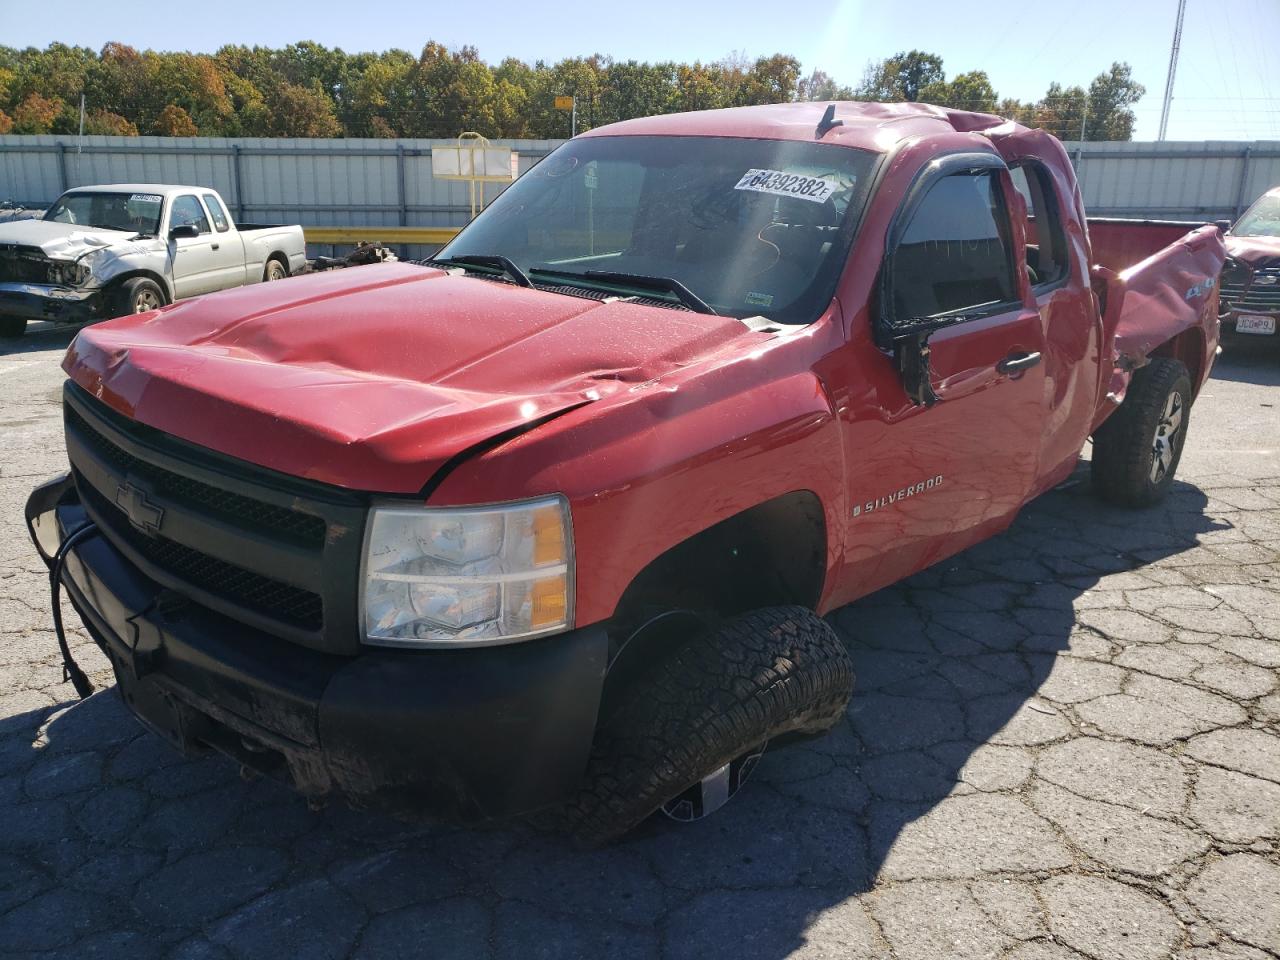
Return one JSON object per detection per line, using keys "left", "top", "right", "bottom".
{"left": 891, "top": 171, "right": 1019, "bottom": 320}
{"left": 202, "top": 194, "right": 230, "bottom": 232}
{"left": 1010, "top": 164, "right": 1069, "bottom": 286}
{"left": 171, "top": 195, "right": 211, "bottom": 234}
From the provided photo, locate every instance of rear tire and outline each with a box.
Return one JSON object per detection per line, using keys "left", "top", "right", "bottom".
{"left": 552, "top": 606, "right": 854, "bottom": 846}
{"left": 0, "top": 315, "right": 26, "bottom": 338}
{"left": 264, "top": 258, "right": 288, "bottom": 282}
{"left": 1092, "top": 357, "right": 1192, "bottom": 507}
{"left": 111, "top": 277, "right": 166, "bottom": 317}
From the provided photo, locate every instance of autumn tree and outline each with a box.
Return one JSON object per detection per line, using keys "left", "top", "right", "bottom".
{"left": 265, "top": 81, "right": 342, "bottom": 137}
{"left": 153, "top": 104, "right": 197, "bottom": 136}
{"left": 798, "top": 69, "right": 854, "bottom": 102}
{"left": 0, "top": 42, "right": 1150, "bottom": 142}
{"left": 83, "top": 108, "right": 138, "bottom": 136}
{"left": 856, "top": 50, "right": 944, "bottom": 102}
{"left": 1085, "top": 62, "right": 1145, "bottom": 140}
{"left": 11, "top": 92, "right": 63, "bottom": 133}
{"left": 917, "top": 70, "right": 997, "bottom": 113}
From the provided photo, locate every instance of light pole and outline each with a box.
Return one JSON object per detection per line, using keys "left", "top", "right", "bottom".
{"left": 1158, "top": 0, "right": 1188, "bottom": 141}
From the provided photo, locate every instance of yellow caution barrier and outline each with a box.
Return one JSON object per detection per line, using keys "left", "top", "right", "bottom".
{"left": 303, "top": 226, "right": 461, "bottom": 245}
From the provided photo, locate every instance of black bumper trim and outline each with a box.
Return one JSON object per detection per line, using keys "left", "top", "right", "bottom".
{"left": 30, "top": 478, "right": 609, "bottom": 821}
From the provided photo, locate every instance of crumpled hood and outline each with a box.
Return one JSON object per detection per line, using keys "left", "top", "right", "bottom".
{"left": 1226, "top": 234, "right": 1280, "bottom": 271}
{"left": 0, "top": 218, "right": 140, "bottom": 259}
{"left": 64, "top": 262, "right": 757, "bottom": 493}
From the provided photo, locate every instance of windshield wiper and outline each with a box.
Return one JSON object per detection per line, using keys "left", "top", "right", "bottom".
{"left": 429, "top": 254, "right": 531, "bottom": 287}
{"left": 529, "top": 268, "right": 717, "bottom": 315}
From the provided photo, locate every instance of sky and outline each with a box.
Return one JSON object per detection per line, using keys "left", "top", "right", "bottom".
{"left": 2, "top": 0, "right": 1278, "bottom": 141}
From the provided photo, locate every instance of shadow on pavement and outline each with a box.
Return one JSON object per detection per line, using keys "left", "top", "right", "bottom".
{"left": 0, "top": 471, "right": 1226, "bottom": 959}
{"left": 1212, "top": 339, "right": 1280, "bottom": 386}
{"left": 0, "top": 321, "right": 81, "bottom": 357}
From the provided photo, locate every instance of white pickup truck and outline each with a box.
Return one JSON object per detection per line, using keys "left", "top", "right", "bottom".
{"left": 0, "top": 184, "right": 306, "bottom": 337}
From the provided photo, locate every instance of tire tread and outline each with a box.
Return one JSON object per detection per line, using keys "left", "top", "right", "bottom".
{"left": 550, "top": 606, "right": 853, "bottom": 845}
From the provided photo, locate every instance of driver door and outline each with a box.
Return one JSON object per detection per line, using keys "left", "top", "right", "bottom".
{"left": 839, "top": 160, "right": 1047, "bottom": 594}
{"left": 168, "top": 194, "right": 219, "bottom": 299}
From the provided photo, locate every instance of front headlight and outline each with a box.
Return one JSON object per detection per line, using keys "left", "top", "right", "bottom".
{"left": 361, "top": 496, "right": 573, "bottom": 647}
{"left": 47, "top": 260, "right": 91, "bottom": 286}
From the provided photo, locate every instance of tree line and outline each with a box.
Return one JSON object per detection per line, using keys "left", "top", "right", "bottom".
{"left": 0, "top": 42, "right": 1146, "bottom": 141}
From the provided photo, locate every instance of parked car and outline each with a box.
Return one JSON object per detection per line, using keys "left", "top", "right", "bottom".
{"left": 0, "top": 184, "right": 306, "bottom": 337}
{"left": 27, "top": 102, "right": 1224, "bottom": 843}
{"left": 1220, "top": 185, "right": 1280, "bottom": 340}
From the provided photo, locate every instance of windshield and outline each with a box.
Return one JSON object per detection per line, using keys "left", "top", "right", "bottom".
{"left": 1234, "top": 193, "right": 1280, "bottom": 238}
{"left": 440, "top": 135, "right": 879, "bottom": 323}
{"left": 43, "top": 191, "right": 163, "bottom": 235}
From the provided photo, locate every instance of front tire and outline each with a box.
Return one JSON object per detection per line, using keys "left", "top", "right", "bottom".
{"left": 554, "top": 606, "right": 854, "bottom": 845}
{"left": 0, "top": 315, "right": 26, "bottom": 338}
{"left": 111, "top": 277, "right": 166, "bottom": 317}
{"left": 1092, "top": 357, "right": 1192, "bottom": 507}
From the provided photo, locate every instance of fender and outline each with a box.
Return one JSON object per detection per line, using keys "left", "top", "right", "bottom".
{"left": 428, "top": 314, "right": 851, "bottom": 626}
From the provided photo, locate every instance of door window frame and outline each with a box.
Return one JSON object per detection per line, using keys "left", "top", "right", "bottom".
{"left": 1009, "top": 159, "right": 1072, "bottom": 294}
{"left": 171, "top": 194, "right": 212, "bottom": 235}
{"left": 875, "top": 151, "right": 1025, "bottom": 350}
{"left": 202, "top": 193, "right": 231, "bottom": 233}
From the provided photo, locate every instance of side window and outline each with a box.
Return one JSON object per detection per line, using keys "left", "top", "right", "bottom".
{"left": 202, "top": 194, "right": 230, "bottom": 233}
{"left": 1010, "top": 163, "right": 1069, "bottom": 287}
{"left": 171, "top": 195, "right": 211, "bottom": 234}
{"left": 891, "top": 170, "right": 1019, "bottom": 321}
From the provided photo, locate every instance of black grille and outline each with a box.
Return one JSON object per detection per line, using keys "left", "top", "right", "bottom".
{"left": 1221, "top": 265, "right": 1280, "bottom": 312}
{"left": 66, "top": 404, "right": 327, "bottom": 548}
{"left": 79, "top": 473, "right": 324, "bottom": 630}
{"left": 62, "top": 384, "right": 371, "bottom": 653}
{"left": 0, "top": 244, "right": 52, "bottom": 283}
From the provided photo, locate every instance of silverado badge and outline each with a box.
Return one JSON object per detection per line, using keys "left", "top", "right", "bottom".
{"left": 852, "top": 475, "right": 944, "bottom": 518}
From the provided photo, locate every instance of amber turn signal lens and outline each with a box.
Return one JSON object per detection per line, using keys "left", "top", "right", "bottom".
{"left": 532, "top": 504, "right": 567, "bottom": 566}
{"left": 530, "top": 574, "right": 568, "bottom": 628}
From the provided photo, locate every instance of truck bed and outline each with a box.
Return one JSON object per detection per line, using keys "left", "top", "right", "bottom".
{"left": 1087, "top": 218, "right": 1217, "bottom": 274}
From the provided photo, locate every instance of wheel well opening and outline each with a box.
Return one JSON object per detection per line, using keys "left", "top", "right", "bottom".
{"left": 612, "top": 490, "right": 826, "bottom": 632}
{"left": 1151, "top": 327, "right": 1205, "bottom": 396}
{"left": 104, "top": 270, "right": 170, "bottom": 303}
{"left": 600, "top": 491, "right": 827, "bottom": 710}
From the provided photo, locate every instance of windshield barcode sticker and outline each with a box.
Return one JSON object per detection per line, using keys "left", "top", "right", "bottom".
{"left": 130, "top": 194, "right": 163, "bottom": 203}
{"left": 733, "top": 169, "right": 843, "bottom": 204}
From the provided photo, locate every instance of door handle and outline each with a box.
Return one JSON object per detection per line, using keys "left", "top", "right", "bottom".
{"left": 997, "top": 351, "right": 1042, "bottom": 374}
{"left": 211, "top": 243, "right": 220, "bottom": 250}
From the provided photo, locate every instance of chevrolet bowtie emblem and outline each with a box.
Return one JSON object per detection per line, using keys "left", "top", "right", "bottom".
{"left": 116, "top": 481, "right": 164, "bottom": 535}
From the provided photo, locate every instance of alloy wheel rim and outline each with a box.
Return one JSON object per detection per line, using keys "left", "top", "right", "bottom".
{"left": 133, "top": 289, "right": 160, "bottom": 313}
{"left": 1150, "top": 390, "right": 1183, "bottom": 484}
{"left": 661, "top": 742, "right": 767, "bottom": 822}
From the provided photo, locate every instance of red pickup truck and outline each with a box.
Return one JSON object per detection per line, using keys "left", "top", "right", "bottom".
{"left": 1220, "top": 185, "right": 1280, "bottom": 339}
{"left": 27, "top": 102, "right": 1223, "bottom": 843}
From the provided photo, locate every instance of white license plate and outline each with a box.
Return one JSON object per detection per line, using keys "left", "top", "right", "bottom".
{"left": 1237, "top": 314, "right": 1277, "bottom": 335}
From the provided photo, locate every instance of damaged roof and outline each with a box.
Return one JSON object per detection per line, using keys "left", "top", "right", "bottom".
{"left": 581, "top": 100, "right": 1028, "bottom": 153}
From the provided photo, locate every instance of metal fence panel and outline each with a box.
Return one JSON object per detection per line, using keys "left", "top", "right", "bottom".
{"left": 2, "top": 135, "right": 1278, "bottom": 252}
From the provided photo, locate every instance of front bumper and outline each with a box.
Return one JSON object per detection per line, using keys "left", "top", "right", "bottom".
{"left": 0, "top": 281, "right": 103, "bottom": 322}
{"left": 27, "top": 474, "right": 608, "bottom": 820}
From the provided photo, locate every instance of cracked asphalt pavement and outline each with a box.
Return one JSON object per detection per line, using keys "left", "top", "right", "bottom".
{"left": 2, "top": 322, "right": 1278, "bottom": 960}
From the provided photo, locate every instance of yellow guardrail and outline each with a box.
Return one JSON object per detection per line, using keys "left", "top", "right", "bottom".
{"left": 303, "top": 226, "right": 461, "bottom": 245}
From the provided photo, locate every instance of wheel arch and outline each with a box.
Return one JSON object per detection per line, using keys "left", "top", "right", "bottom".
{"left": 102, "top": 269, "right": 173, "bottom": 306}
{"left": 1149, "top": 326, "right": 1206, "bottom": 398}
{"left": 265, "top": 251, "right": 290, "bottom": 277}
{"left": 600, "top": 489, "right": 828, "bottom": 714}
